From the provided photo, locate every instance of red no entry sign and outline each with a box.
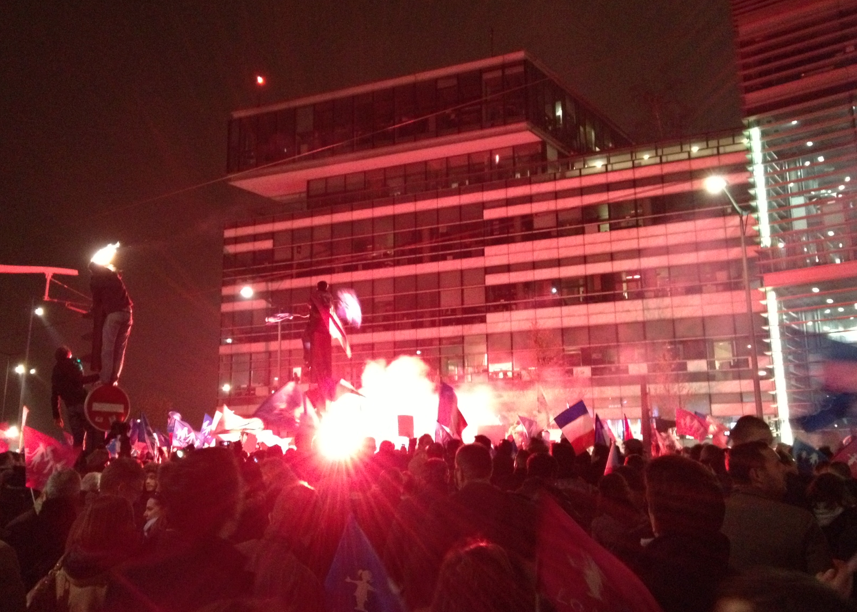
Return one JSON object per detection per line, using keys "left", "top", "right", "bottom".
{"left": 84, "top": 384, "right": 131, "bottom": 431}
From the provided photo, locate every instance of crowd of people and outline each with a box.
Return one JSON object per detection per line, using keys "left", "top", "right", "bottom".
{"left": 1, "top": 415, "right": 857, "bottom": 612}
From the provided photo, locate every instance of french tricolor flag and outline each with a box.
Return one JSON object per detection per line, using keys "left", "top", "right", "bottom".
{"left": 554, "top": 400, "right": 595, "bottom": 455}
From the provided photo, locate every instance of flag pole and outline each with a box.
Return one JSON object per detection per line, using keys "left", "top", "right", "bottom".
{"left": 640, "top": 376, "right": 652, "bottom": 459}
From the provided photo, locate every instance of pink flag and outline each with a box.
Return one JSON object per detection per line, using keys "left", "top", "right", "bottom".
{"left": 604, "top": 442, "right": 622, "bottom": 476}
{"left": 538, "top": 495, "right": 662, "bottom": 612}
{"left": 623, "top": 415, "right": 634, "bottom": 441}
{"left": 706, "top": 415, "right": 729, "bottom": 448}
{"left": 23, "top": 427, "right": 80, "bottom": 491}
{"left": 833, "top": 438, "right": 857, "bottom": 478}
{"left": 675, "top": 408, "right": 707, "bottom": 441}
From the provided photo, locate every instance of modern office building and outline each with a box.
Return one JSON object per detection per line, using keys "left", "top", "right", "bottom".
{"left": 730, "top": 0, "right": 857, "bottom": 441}
{"left": 219, "top": 51, "right": 772, "bottom": 429}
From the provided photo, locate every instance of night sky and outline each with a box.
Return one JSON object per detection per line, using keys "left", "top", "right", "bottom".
{"left": 0, "top": 1, "right": 742, "bottom": 434}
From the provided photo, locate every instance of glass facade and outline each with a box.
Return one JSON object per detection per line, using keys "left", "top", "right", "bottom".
{"left": 222, "top": 117, "right": 769, "bottom": 418}
{"left": 731, "top": 0, "right": 857, "bottom": 439}
{"left": 227, "top": 55, "right": 631, "bottom": 174}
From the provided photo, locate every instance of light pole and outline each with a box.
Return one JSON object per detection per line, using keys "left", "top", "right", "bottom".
{"left": 240, "top": 286, "right": 292, "bottom": 387}
{"left": 705, "top": 176, "right": 764, "bottom": 418}
{"left": 18, "top": 298, "right": 43, "bottom": 428}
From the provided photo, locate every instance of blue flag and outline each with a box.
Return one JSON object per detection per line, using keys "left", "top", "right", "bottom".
{"left": 792, "top": 438, "right": 826, "bottom": 475}
{"left": 594, "top": 414, "right": 611, "bottom": 447}
{"left": 325, "top": 515, "right": 403, "bottom": 612}
{"left": 253, "top": 381, "right": 302, "bottom": 437}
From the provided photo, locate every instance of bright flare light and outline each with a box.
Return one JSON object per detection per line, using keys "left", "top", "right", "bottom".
{"left": 34, "top": 306, "right": 44, "bottom": 316}
{"left": 336, "top": 289, "right": 362, "bottom": 328}
{"left": 317, "top": 396, "right": 366, "bottom": 460}
{"left": 14, "top": 364, "right": 24, "bottom": 374}
{"left": 240, "top": 286, "right": 254, "bottom": 299}
{"left": 90, "top": 242, "right": 120, "bottom": 268}
{"left": 4, "top": 426, "right": 19, "bottom": 440}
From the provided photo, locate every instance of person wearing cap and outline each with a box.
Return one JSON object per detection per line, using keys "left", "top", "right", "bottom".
{"left": 88, "top": 244, "right": 133, "bottom": 386}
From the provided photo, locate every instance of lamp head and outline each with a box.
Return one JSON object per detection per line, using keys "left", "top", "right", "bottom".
{"left": 704, "top": 176, "right": 728, "bottom": 195}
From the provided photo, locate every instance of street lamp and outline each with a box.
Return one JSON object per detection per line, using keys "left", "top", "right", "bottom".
{"left": 705, "top": 176, "right": 764, "bottom": 418}
{"left": 240, "top": 285, "right": 292, "bottom": 387}
{"left": 18, "top": 299, "right": 45, "bottom": 429}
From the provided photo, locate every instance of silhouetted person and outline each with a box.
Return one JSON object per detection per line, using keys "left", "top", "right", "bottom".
{"left": 88, "top": 260, "right": 133, "bottom": 385}
{"left": 50, "top": 346, "right": 101, "bottom": 452}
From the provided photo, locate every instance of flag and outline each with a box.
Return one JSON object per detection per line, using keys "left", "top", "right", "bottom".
{"left": 594, "top": 415, "right": 611, "bottom": 447}
{"left": 518, "top": 414, "right": 540, "bottom": 443}
{"left": 833, "top": 438, "right": 857, "bottom": 479}
{"left": 554, "top": 401, "right": 595, "bottom": 455}
{"left": 252, "top": 381, "right": 302, "bottom": 437}
{"left": 198, "top": 413, "right": 216, "bottom": 447}
{"left": 434, "top": 422, "right": 452, "bottom": 446}
{"left": 623, "top": 414, "right": 633, "bottom": 441}
{"left": 22, "top": 427, "right": 80, "bottom": 491}
{"left": 538, "top": 386, "right": 549, "bottom": 413}
{"left": 706, "top": 415, "right": 729, "bottom": 448}
{"left": 328, "top": 308, "right": 352, "bottom": 359}
{"left": 168, "top": 411, "right": 197, "bottom": 449}
{"left": 325, "top": 515, "right": 403, "bottom": 612}
{"left": 675, "top": 408, "right": 707, "bottom": 441}
{"left": 654, "top": 417, "right": 676, "bottom": 433}
{"left": 214, "top": 406, "right": 264, "bottom": 434}
{"left": 793, "top": 334, "right": 857, "bottom": 432}
{"left": 438, "top": 382, "right": 467, "bottom": 439}
{"left": 604, "top": 442, "right": 622, "bottom": 476}
{"left": 537, "top": 495, "right": 662, "bottom": 612}
{"left": 792, "top": 438, "right": 826, "bottom": 475}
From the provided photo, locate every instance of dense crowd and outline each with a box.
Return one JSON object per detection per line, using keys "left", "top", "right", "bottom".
{"left": 1, "top": 415, "right": 857, "bottom": 612}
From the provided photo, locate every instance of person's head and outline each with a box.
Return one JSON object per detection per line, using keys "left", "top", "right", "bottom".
{"left": 454, "top": 443, "right": 492, "bottom": 489}
{"left": 807, "top": 472, "right": 851, "bottom": 526}
{"left": 646, "top": 454, "right": 725, "bottom": 536}
{"left": 526, "top": 452, "right": 557, "bottom": 480}
{"left": 45, "top": 468, "right": 81, "bottom": 500}
{"left": 715, "top": 567, "right": 857, "bottom": 612}
{"left": 826, "top": 461, "right": 852, "bottom": 480}
{"left": 427, "top": 442, "right": 445, "bottom": 460}
{"left": 54, "top": 346, "right": 72, "bottom": 362}
{"left": 143, "top": 493, "right": 163, "bottom": 523}
{"left": 143, "top": 462, "right": 159, "bottom": 493}
{"left": 729, "top": 416, "right": 773, "bottom": 447}
{"left": 159, "top": 447, "right": 243, "bottom": 540}
{"left": 66, "top": 494, "right": 138, "bottom": 557}
{"left": 473, "top": 434, "right": 492, "bottom": 450}
{"left": 418, "top": 434, "right": 433, "bottom": 450}
{"left": 727, "top": 441, "right": 787, "bottom": 498}
{"left": 699, "top": 444, "right": 728, "bottom": 474}
{"left": 100, "top": 457, "right": 145, "bottom": 504}
{"left": 430, "top": 540, "right": 536, "bottom": 612}
{"left": 623, "top": 438, "right": 644, "bottom": 457}
{"left": 422, "top": 458, "right": 449, "bottom": 493}
{"left": 599, "top": 472, "right": 632, "bottom": 504}
{"left": 316, "top": 281, "right": 328, "bottom": 292}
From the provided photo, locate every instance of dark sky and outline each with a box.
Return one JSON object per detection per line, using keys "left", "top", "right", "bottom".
{"left": 0, "top": 1, "right": 741, "bottom": 433}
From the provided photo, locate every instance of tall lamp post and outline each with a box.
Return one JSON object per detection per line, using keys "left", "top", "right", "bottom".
{"left": 18, "top": 299, "right": 44, "bottom": 428}
{"left": 705, "top": 176, "right": 764, "bottom": 418}
{"left": 240, "top": 286, "right": 292, "bottom": 387}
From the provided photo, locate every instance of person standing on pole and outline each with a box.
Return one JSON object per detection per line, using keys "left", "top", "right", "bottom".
{"left": 51, "top": 346, "right": 102, "bottom": 452}
{"left": 302, "top": 280, "right": 334, "bottom": 397}
{"left": 89, "top": 243, "right": 133, "bottom": 386}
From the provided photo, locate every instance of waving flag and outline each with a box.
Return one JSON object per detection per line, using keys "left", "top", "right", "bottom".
{"left": 833, "top": 438, "right": 857, "bottom": 478}
{"left": 792, "top": 438, "right": 826, "bottom": 475}
{"left": 438, "top": 382, "right": 467, "bottom": 439}
{"left": 623, "top": 415, "right": 634, "bottom": 441}
{"left": 435, "top": 422, "right": 452, "bottom": 446}
{"left": 168, "top": 411, "right": 197, "bottom": 449}
{"left": 594, "top": 415, "right": 615, "bottom": 447}
{"left": 604, "top": 442, "right": 622, "bottom": 476}
{"left": 252, "top": 381, "right": 302, "bottom": 437}
{"left": 325, "top": 515, "right": 403, "bottom": 612}
{"left": 538, "top": 496, "right": 662, "bottom": 612}
{"left": 706, "top": 415, "right": 729, "bottom": 448}
{"left": 554, "top": 401, "right": 595, "bottom": 455}
{"left": 23, "top": 427, "right": 80, "bottom": 491}
{"left": 518, "top": 414, "right": 541, "bottom": 443}
{"left": 675, "top": 408, "right": 707, "bottom": 441}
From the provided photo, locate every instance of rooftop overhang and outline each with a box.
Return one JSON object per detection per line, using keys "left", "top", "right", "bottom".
{"left": 228, "top": 122, "right": 544, "bottom": 199}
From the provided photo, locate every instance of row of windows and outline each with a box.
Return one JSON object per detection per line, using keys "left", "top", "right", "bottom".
{"left": 222, "top": 258, "right": 746, "bottom": 340}
{"left": 220, "top": 315, "right": 760, "bottom": 401}
{"left": 227, "top": 60, "right": 630, "bottom": 173}
{"left": 306, "top": 142, "right": 544, "bottom": 204}
{"left": 223, "top": 190, "right": 734, "bottom": 280}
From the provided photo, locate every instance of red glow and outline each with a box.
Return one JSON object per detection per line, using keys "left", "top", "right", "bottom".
{"left": 256, "top": 75, "right": 266, "bottom": 86}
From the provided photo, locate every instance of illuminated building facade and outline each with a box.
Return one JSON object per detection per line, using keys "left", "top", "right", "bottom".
{"left": 730, "top": 0, "right": 857, "bottom": 441}
{"left": 220, "top": 51, "right": 772, "bottom": 423}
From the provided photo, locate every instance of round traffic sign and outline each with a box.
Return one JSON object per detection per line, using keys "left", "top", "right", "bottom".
{"left": 84, "top": 384, "right": 131, "bottom": 431}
